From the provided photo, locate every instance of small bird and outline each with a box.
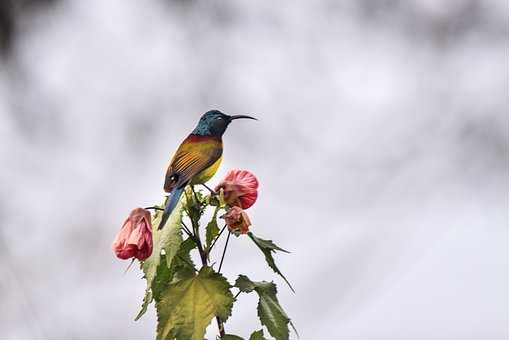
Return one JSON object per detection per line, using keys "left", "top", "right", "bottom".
{"left": 158, "top": 110, "right": 256, "bottom": 230}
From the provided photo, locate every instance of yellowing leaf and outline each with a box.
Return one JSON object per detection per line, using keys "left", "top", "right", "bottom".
{"left": 156, "top": 267, "right": 234, "bottom": 340}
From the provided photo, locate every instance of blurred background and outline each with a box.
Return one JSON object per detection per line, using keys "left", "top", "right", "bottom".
{"left": 1, "top": 0, "right": 509, "bottom": 339}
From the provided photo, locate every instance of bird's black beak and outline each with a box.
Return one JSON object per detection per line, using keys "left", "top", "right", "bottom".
{"left": 229, "top": 114, "right": 257, "bottom": 121}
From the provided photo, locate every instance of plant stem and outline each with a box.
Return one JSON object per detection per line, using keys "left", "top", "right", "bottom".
{"left": 188, "top": 185, "right": 227, "bottom": 338}
{"left": 194, "top": 222, "right": 226, "bottom": 338}
{"left": 181, "top": 221, "right": 193, "bottom": 237}
{"left": 144, "top": 206, "right": 164, "bottom": 211}
{"left": 218, "top": 231, "right": 232, "bottom": 274}
{"left": 208, "top": 225, "right": 227, "bottom": 254}
{"left": 202, "top": 183, "right": 216, "bottom": 195}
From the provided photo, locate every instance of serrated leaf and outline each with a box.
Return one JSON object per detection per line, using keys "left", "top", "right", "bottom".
{"left": 156, "top": 267, "right": 234, "bottom": 340}
{"left": 234, "top": 275, "right": 293, "bottom": 340}
{"left": 142, "top": 199, "right": 184, "bottom": 289}
{"left": 185, "top": 187, "right": 207, "bottom": 222}
{"left": 247, "top": 232, "right": 294, "bottom": 293}
{"left": 235, "top": 275, "right": 256, "bottom": 293}
{"left": 169, "top": 238, "right": 197, "bottom": 284}
{"left": 222, "top": 335, "right": 244, "bottom": 340}
{"left": 249, "top": 330, "right": 267, "bottom": 340}
{"left": 205, "top": 207, "right": 220, "bottom": 249}
{"left": 137, "top": 199, "right": 184, "bottom": 320}
{"left": 135, "top": 287, "right": 153, "bottom": 321}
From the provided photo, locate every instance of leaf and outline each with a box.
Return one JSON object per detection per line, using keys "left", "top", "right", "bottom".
{"left": 205, "top": 207, "right": 220, "bottom": 249}
{"left": 247, "top": 232, "right": 294, "bottom": 293}
{"left": 185, "top": 187, "right": 207, "bottom": 222}
{"left": 135, "top": 287, "right": 153, "bottom": 321}
{"left": 222, "top": 335, "right": 244, "bottom": 340}
{"left": 168, "top": 238, "right": 197, "bottom": 284}
{"left": 249, "top": 330, "right": 267, "bottom": 340}
{"left": 156, "top": 267, "right": 234, "bottom": 340}
{"left": 142, "top": 199, "right": 184, "bottom": 287}
{"left": 138, "top": 199, "right": 184, "bottom": 320}
{"left": 234, "top": 275, "right": 256, "bottom": 293}
{"left": 234, "top": 275, "right": 293, "bottom": 340}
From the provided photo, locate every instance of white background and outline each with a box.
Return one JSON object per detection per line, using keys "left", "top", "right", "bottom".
{"left": 1, "top": 1, "right": 509, "bottom": 339}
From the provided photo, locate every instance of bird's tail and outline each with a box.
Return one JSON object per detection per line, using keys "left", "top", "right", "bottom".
{"left": 158, "top": 186, "right": 185, "bottom": 230}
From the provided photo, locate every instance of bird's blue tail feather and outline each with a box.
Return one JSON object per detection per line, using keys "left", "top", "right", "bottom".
{"left": 158, "top": 186, "right": 185, "bottom": 230}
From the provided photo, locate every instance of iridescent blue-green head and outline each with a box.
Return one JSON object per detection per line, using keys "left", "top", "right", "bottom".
{"left": 192, "top": 110, "right": 257, "bottom": 137}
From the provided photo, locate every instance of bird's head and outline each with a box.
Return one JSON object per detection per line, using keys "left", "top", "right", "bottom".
{"left": 192, "top": 110, "right": 257, "bottom": 137}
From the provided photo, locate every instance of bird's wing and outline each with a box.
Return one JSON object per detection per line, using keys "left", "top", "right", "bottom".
{"left": 164, "top": 136, "right": 222, "bottom": 192}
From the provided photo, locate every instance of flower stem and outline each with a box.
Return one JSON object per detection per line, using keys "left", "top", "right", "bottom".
{"left": 208, "top": 225, "right": 227, "bottom": 254}
{"left": 218, "top": 231, "right": 232, "bottom": 274}
{"left": 201, "top": 183, "right": 216, "bottom": 195}
{"left": 181, "top": 221, "right": 193, "bottom": 237}
{"left": 188, "top": 185, "right": 227, "bottom": 338}
{"left": 144, "top": 206, "right": 164, "bottom": 211}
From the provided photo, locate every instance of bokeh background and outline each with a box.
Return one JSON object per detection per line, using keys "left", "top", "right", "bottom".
{"left": 1, "top": 0, "right": 509, "bottom": 339}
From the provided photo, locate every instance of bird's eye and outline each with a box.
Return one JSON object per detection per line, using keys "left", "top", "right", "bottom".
{"left": 216, "top": 117, "right": 223, "bottom": 120}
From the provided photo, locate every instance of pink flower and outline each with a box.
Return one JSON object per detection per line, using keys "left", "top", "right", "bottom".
{"left": 221, "top": 206, "right": 252, "bottom": 235}
{"left": 112, "top": 208, "right": 153, "bottom": 261}
{"left": 215, "top": 169, "right": 259, "bottom": 209}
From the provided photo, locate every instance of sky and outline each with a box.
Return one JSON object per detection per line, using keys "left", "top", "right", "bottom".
{"left": 1, "top": 0, "right": 509, "bottom": 339}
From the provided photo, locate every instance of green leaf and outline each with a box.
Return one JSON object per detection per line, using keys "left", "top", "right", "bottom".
{"left": 168, "top": 238, "right": 197, "bottom": 284}
{"left": 247, "top": 232, "right": 294, "bottom": 293}
{"left": 156, "top": 267, "right": 234, "bottom": 340}
{"left": 138, "top": 199, "right": 184, "bottom": 320}
{"left": 205, "top": 207, "right": 220, "bottom": 249}
{"left": 234, "top": 275, "right": 293, "bottom": 340}
{"left": 185, "top": 187, "right": 207, "bottom": 222}
{"left": 235, "top": 275, "right": 256, "bottom": 293}
{"left": 222, "top": 335, "right": 244, "bottom": 340}
{"left": 142, "top": 199, "right": 184, "bottom": 286}
{"left": 249, "top": 330, "right": 267, "bottom": 340}
{"left": 135, "top": 287, "right": 153, "bottom": 321}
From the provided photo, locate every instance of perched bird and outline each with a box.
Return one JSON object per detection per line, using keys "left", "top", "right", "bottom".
{"left": 158, "top": 110, "right": 256, "bottom": 230}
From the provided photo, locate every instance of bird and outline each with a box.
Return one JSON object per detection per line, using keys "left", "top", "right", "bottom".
{"left": 158, "top": 110, "right": 256, "bottom": 230}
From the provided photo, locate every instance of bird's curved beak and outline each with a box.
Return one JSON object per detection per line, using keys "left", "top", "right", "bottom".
{"left": 229, "top": 114, "right": 257, "bottom": 121}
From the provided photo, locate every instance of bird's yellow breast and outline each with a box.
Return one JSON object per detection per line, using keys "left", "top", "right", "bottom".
{"left": 190, "top": 156, "right": 223, "bottom": 185}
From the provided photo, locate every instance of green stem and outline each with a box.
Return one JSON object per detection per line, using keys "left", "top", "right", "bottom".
{"left": 187, "top": 185, "right": 226, "bottom": 338}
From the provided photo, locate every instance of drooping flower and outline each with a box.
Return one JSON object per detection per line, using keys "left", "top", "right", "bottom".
{"left": 215, "top": 169, "right": 259, "bottom": 209}
{"left": 221, "top": 206, "right": 252, "bottom": 235}
{"left": 112, "top": 208, "right": 153, "bottom": 261}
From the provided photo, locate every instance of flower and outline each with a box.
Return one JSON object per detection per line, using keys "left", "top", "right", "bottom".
{"left": 215, "top": 169, "right": 259, "bottom": 209}
{"left": 221, "top": 206, "right": 252, "bottom": 235}
{"left": 112, "top": 208, "right": 153, "bottom": 261}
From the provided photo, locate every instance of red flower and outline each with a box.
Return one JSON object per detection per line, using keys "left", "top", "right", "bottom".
{"left": 112, "top": 208, "right": 153, "bottom": 261}
{"left": 221, "top": 206, "right": 252, "bottom": 235}
{"left": 215, "top": 169, "right": 259, "bottom": 209}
